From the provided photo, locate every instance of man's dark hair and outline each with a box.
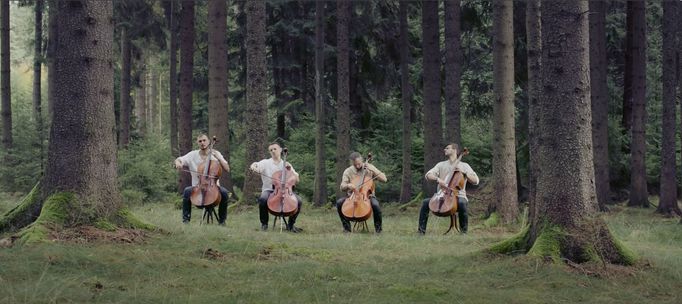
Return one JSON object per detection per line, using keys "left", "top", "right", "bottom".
{"left": 447, "top": 143, "right": 459, "bottom": 151}
{"left": 268, "top": 142, "right": 282, "bottom": 148}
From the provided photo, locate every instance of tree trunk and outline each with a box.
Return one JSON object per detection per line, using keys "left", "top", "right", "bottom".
{"left": 421, "top": 0, "right": 442, "bottom": 196}
{"left": 526, "top": 0, "right": 541, "bottom": 229}
{"left": 178, "top": 0, "right": 194, "bottom": 192}
{"left": 119, "top": 27, "right": 131, "bottom": 148}
{"left": 242, "top": 0, "right": 268, "bottom": 201}
{"left": 490, "top": 0, "right": 518, "bottom": 224}
{"left": 273, "top": 43, "right": 286, "bottom": 139}
{"left": 44, "top": 0, "right": 120, "bottom": 215}
{"left": 136, "top": 69, "right": 147, "bottom": 137}
{"left": 444, "top": 0, "right": 461, "bottom": 146}
{"left": 208, "top": 0, "right": 234, "bottom": 195}
{"left": 313, "top": 0, "right": 327, "bottom": 206}
{"left": 1, "top": 0, "right": 11, "bottom": 150}
{"left": 165, "top": 0, "right": 179, "bottom": 156}
{"left": 33, "top": 0, "right": 44, "bottom": 169}
{"left": 622, "top": 2, "right": 634, "bottom": 133}
{"left": 150, "top": 71, "right": 158, "bottom": 135}
{"left": 398, "top": 0, "right": 413, "bottom": 203}
{"left": 589, "top": 0, "right": 610, "bottom": 210}
{"left": 657, "top": 0, "right": 679, "bottom": 216}
{"left": 627, "top": 1, "right": 648, "bottom": 208}
{"left": 492, "top": 1, "right": 635, "bottom": 266}
{"left": 336, "top": 0, "right": 351, "bottom": 201}
{"left": 46, "top": 0, "right": 58, "bottom": 124}
{"left": 678, "top": 1, "right": 682, "bottom": 207}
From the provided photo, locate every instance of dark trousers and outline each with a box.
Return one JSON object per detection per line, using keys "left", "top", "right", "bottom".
{"left": 418, "top": 197, "right": 468, "bottom": 233}
{"left": 336, "top": 196, "right": 382, "bottom": 232}
{"left": 258, "top": 190, "right": 303, "bottom": 228}
{"left": 182, "top": 186, "right": 229, "bottom": 223}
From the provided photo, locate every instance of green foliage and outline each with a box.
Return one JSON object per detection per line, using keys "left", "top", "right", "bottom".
{"left": 117, "top": 136, "right": 179, "bottom": 205}
{"left": 0, "top": 72, "right": 45, "bottom": 193}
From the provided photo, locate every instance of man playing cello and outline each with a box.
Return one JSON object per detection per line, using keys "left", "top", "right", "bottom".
{"left": 336, "top": 152, "right": 387, "bottom": 233}
{"left": 418, "top": 143, "right": 479, "bottom": 234}
{"left": 249, "top": 142, "right": 303, "bottom": 232}
{"left": 174, "top": 134, "right": 231, "bottom": 225}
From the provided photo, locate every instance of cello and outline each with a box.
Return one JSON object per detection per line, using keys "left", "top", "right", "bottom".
{"left": 428, "top": 148, "right": 469, "bottom": 234}
{"left": 341, "top": 153, "right": 374, "bottom": 222}
{"left": 266, "top": 147, "right": 299, "bottom": 217}
{"left": 190, "top": 136, "right": 222, "bottom": 209}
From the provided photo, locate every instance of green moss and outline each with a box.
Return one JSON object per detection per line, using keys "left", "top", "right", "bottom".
{"left": 489, "top": 223, "right": 530, "bottom": 254}
{"left": 612, "top": 235, "right": 638, "bottom": 265}
{"left": 94, "top": 219, "right": 117, "bottom": 232}
{"left": 117, "top": 208, "right": 156, "bottom": 231}
{"left": 527, "top": 226, "right": 563, "bottom": 263}
{"left": 15, "top": 192, "right": 76, "bottom": 245}
{"left": 483, "top": 212, "right": 500, "bottom": 227}
{"left": 0, "top": 183, "right": 40, "bottom": 231}
{"left": 17, "top": 223, "right": 49, "bottom": 244}
{"left": 581, "top": 245, "right": 603, "bottom": 264}
{"left": 37, "top": 192, "right": 75, "bottom": 225}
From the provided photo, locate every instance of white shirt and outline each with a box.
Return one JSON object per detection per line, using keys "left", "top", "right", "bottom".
{"left": 426, "top": 160, "right": 479, "bottom": 199}
{"left": 253, "top": 158, "right": 298, "bottom": 192}
{"left": 178, "top": 150, "right": 225, "bottom": 186}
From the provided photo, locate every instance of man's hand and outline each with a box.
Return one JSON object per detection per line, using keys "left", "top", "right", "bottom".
{"left": 174, "top": 159, "right": 183, "bottom": 170}
{"left": 437, "top": 178, "right": 448, "bottom": 189}
{"left": 249, "top": 162, "right": 260, "bottom": 173}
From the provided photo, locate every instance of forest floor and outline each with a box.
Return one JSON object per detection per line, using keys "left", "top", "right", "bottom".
{"left": 0, "top": 194, "right": 680, "bottom": 303}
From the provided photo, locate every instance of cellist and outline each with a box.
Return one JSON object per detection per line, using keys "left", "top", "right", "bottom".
{"left": 174, "top": 134, "right": 231, "bottom": 225}
{"left": 336, "top": 152, "right": 387, "bottom": 233}
{"left": 418, "top": 143, "right": 479, "bottom": 234}
{"left": 249, "top": 142, "right": 303, "bottom": 232}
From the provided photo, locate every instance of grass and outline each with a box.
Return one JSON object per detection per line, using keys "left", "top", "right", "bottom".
{"left": 1, "top": 198, "right": 681, "bottom": 303}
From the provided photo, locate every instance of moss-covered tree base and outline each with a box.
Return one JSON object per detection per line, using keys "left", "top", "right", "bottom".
{"left": 490, "top": 221, "right": 637, "bottom": 266}
{"left": 2, "top": 190, "right": 157, "bottom": 246}
{"left": 0, "top": 184, "right": 41, "bottom": 232}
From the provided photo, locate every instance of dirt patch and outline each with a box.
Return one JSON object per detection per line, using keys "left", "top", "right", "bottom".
{"left": 565, "top": 259, "right": 645, "bottom": 278}
{"left": 201, "top": 248, "right": 227, "bottom": 260}
{"left": 50, "top": 226, "right": 148, "bottom": 244}
{"left": 0, "top": 235, "right": 19, "bottom": 248}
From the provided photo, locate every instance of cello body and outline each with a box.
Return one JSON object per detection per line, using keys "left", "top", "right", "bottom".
{"left": 428, "top": 170, "right": 463, "bottom": 216}
{"left": 428, "top": 148, "right": 469, "bottom": 217}
{"left": 341, "top": 154, "right": 374, "bottom": 222}
{"left": 267, "top": 158, "right": 299, "bottom": 217}
{"left": 190, "top": 138, "right": 222, "bottom": 208}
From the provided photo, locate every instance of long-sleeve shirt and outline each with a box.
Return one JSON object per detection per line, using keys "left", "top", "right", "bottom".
{"left": 252, "top": 158, "right": 299, "bottom": 192}
{"left": 340, "top": 165, "right": 386, "bottom": 197}
{"left": 426, "top": 160, "right": 478, "bottom": 200}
